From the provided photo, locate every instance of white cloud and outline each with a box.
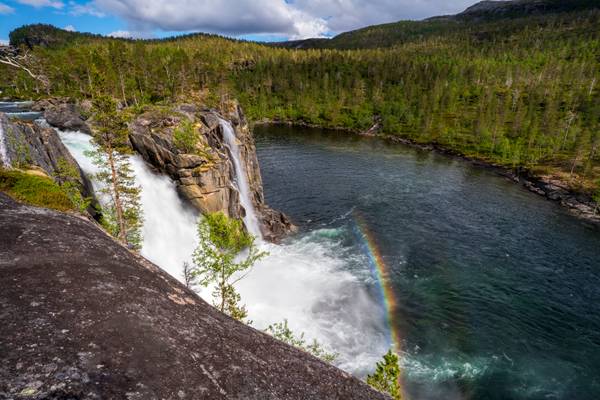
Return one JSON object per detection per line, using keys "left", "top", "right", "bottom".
{"left": 107, "top": 30, "right": 132, "bottom": 38}
{"left": 0, "top": 39, "right": 9, "bottom": 46}
{"left": 69, "top": 1, "right": 104, "bottom": 17}
{"left": 85, "top": 0, "right": 481, "bottom": 39}
{"left": 64, "top": 24, "right": 76, "bottom": 31}
{"left": 292, "top": 0, "right": 478, "bottom": 33}
{"left": 0, "top": 2, "right": 15, "bottom": 14}
{"left": 15, "top": 0, "right": 64, "bottom": 9}
{"left": 93, "top": 0, "right": 328, "bottom": 39}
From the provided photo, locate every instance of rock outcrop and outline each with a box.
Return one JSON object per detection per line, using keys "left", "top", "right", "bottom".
{"left": 0, "top": 113, "right": 95, "bottom": 210}
{"left": 32, "top": 98, "right": 92, "bottom": 134}
{"left": 520, "top": 173, "right": 600, "bottom": 224}
{"left": 0, "top": 193, "right": 388, "bottom": 400}
{"left": 129, "top": 103, "right": 294, "bottom": 241}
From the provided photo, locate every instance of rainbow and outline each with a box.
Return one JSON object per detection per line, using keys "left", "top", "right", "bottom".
{"left": 353, "top": 210, "right": 408, "bottom": 398}
{"left": 352, "top": 210, "right": 402, "bottom": 353}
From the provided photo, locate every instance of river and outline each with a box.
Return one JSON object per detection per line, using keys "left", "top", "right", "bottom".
{"left": 252, "top": 124, "right": 600, "bottom": 400}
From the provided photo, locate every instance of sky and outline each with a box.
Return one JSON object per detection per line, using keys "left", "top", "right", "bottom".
{"left": 0, "top": 0, "right": 481, "bottom": 44}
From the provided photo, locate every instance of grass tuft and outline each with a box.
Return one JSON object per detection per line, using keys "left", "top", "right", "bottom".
{"left": 0, "top": 169, "right": 76, "bottom": 211}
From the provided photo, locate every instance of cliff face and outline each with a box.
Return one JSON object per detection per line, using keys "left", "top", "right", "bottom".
{"left": 0, "top": 113, "right": 95, "bottom": 208}
{"left": 0, "top": 193, "right": 387, "bottom": 400}
{"left": 129, "top": 103, "right": 294, "bottom": 241}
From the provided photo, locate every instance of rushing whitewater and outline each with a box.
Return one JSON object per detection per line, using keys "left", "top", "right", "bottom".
{"left": 0, "top": 120, "right": 10, "bottom": 168}
{"left": 219, "top": 118, "right": 262, "bottom": 239}
{"left": 57, "top": 128, "right": 389, "bottom": 375}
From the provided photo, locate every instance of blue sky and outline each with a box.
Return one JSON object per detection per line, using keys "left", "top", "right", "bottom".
{"left": 0, "top": 0, "right": 478, "bottom": 44}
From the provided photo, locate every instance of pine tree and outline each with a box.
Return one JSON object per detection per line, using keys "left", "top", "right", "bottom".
{"left": 86, "top": 95, "right": 143, "bottom": 249}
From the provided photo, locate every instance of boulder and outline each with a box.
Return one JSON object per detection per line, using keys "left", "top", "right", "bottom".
{"left": 34, "top": 99, "right": 91, "bottom": 134}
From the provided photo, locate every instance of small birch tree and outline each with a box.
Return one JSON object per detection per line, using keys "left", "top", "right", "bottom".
{"left": 190, "top": 212, "right": 267, "bottom": 322}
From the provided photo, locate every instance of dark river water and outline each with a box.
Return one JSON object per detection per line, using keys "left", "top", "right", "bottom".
{"left": 253, "top": 124, "right": 600, "bottom": 400}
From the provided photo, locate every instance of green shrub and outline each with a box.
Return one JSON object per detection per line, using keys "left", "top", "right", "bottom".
{"left": 265, "top": 319, "right": 338, "bottom": 363}
{"left": 173, "top": 119, "right": 199, "bottom": 153}
{"left": 54, "top": 158, "right": 92, "bottom": 213}
{"left": 0, "top": 169, "right": 75, "bottom": 211}
{"left": 367, "top": 350, "right": 402, "bottom": 400}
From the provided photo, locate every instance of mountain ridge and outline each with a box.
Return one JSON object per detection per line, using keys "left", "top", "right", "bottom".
{"left": 273, "top": 0, "right": 600, "bottom": 49}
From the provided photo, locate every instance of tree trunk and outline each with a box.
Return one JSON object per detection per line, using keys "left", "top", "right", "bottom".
{"left": 119, "top": 74, "right": 129, "bottom": 107}
{"left": 220, "top": 268, "right": 226, "bottom": 313}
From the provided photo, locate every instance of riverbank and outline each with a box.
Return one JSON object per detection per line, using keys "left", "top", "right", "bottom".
{"left": 252, "top": 119, "right": 600, "bottom": 227}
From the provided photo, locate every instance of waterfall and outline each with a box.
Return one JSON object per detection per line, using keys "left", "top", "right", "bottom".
{"left": 57, "top": 129, "right": 198, "bottom": 281}
{"left": 131, "top": 156, "right": 199, "bottom": 279}
{"left": 57, "top": 128, "right": 387, "bottom": 376}
{"left": 219, "top": 118, "right": 263, "bottom": 239}
{"left": 0, "top": 119, "right": 11, "bottom": 168}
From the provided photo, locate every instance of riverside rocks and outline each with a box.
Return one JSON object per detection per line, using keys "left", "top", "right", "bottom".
{"left": 33, "top": 98, "right": 92, "bottom": 134}
{"left": 129, "top": 103, "right": 294, "bottom": 241}
{"left": 0, "top": 193, "right": 388, "bottom": 400}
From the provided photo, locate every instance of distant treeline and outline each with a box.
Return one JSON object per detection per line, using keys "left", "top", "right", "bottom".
{"left": 1, "top": 8, "right": 599, "bottom": 193}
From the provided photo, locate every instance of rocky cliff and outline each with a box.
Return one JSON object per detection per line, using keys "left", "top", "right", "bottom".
{"left": 14, "top": 98, "right": 292, "bottom": 241}
{"left": 0, "top": 193, "right": 387, "bottom": 400}
{"left": 129, "top": 102, "right": 294, "bottom": 241}
{"left": 0, "top": 113, "right": 95, "bottom": 210}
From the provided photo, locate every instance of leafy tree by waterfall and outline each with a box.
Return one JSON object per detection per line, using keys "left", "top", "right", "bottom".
{"left": 190, "top": 212, "right": 267, "bottom": 322}
{"left": 265, "top": 319, "right": 338, "bottom": 363}
{"left": 86, "top": 95, "right": 142, "bottom": 249}
{"left": 366, "top": 350, "right": 403, "bottom": 400}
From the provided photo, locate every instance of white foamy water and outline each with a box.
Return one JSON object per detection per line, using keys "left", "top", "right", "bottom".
{"left": 219, "top": 118, "right": 262, "bottom": 239}
{"left": 57, "top": 128, "right": 388, "bottom": 375}
{"left": 131, "top": 156, "right": 199, "bottom": 279}
{"left": 0, "top": 119, "right": 10, "bottom": 168}
{"left": 239, "top": 233, "right": 389, "bottom": 373}
{"left": 57, "top": 129, "right": 100, "bottom": 175}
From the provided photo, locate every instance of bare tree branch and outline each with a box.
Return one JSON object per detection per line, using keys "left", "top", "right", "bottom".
{"left": 0, "top": 47, "right": 49, "bottom": 88}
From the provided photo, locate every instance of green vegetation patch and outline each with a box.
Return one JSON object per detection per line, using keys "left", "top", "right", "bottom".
{"left": 173, "top": 119, "right": 200, "bottom": 153}
{"left": 0, "top": 169, "right": 75, "bottom": 211}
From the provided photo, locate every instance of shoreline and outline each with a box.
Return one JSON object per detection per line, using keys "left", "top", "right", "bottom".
{"left": 252, "top": 119, "right": 600, "bottom": 228}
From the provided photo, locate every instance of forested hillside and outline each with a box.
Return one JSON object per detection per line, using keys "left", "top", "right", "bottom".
{"left": 1, "top": 0, "right": 599, "bottom": 195}
{"left": 275, "top": 0, "right": 600, "bottom": 50}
